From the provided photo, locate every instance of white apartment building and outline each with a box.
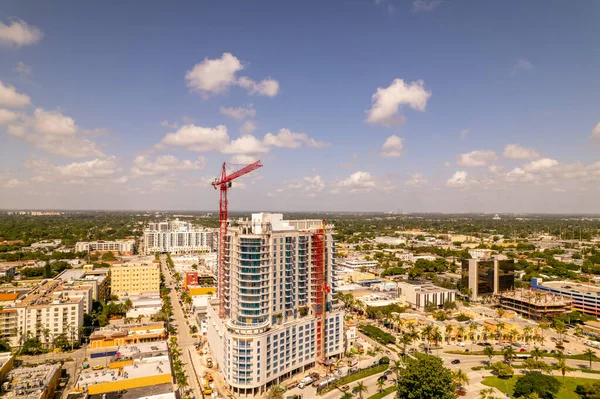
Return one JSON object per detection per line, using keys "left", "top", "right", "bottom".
{"left": 338, "top": 259, "right": 378, "bottom": 269}
{"left": 143, "top": 220, "right": 214, "bottom": 255}
{"left": 397, "top": 281, "right": 456, "bottom": 310}
{"left": 7, "top": 280, "right": 86, "bottom": 346}
{"left": 206, "top": 213, "right": 344, "bottom": 397}
{"left": 75, "top": 239, "right": 135, "bottom": 255}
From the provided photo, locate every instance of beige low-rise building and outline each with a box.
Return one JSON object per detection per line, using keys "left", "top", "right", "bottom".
{"left": 110, "top": 259, "right": 160, "bottom": 298}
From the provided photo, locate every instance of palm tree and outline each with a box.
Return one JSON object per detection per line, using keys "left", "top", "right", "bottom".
{"left": 376, "top": 379, "right": 385, "bottom": 393}
{"left": 482, "top": 325, "right": 490, "bottom": 343}
{"left": 340, "top": 393, "right": 353, "bottom": 399}
{"left": 496, "top": 322, "right": 505, "bottom": 343}
{"left": 557, "top": 358, "right": 570, "bottom": 382}
{"left": 531, "top": 346, "right": 543, "bottom": 361}
{"left": 445, "top": 325, "right": 453, "bottom": 344}
{"left": 171, "top": 347, "right": 182, "bottom": 358}
{"left": 538, "top": 319, "right": 549, "bottom": 343}
{"left": 399, "top": 334, "right": 412, "bottom": 359}
{"left": 353, "top": 382, "right": 367, "bottom": 399}
{"left": 469, "top": 322, "right": 479, "bottom": 343}
{"left": 523, "top": 326, "right": 532, "bottom": 343}
{"left": 421, "top": 325, "right": 433, "bottom": 350}
{"left": 503, "top": 346, "right": 515, "bottom": 366}
{"left": 583, "top": 348, "right": 599, "bottom": 370}
{"left": 509, "top": 328, "right": 519, "bottom": 343}
{"left": 266, "top": 386, "right": 284, "bottom": 399}
{"left": 483, "top": 345, "right": 494, "bottom": 365}
{"left": 496, "top": 308, "right": 505, "bottom": 319}
{"left": 431, "top": 327, "right": 443, "bottom": 355}
{"left": 554, "top": 350, "right": 565, "bottom": 362}
{"left": 453, "top": 369, "right": 469, "bottom": 388}
{"left": 390, "top": 359, "right": 403, "bottom": 380}
{"left": 457, "top": 325, "right": 466, "bottom": 343}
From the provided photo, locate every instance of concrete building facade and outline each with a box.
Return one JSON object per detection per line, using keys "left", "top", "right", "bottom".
{"left": 531, "top": 278, "right": 600, "bottom": 316}
{"left": 143, "top": 220, "right": 214, "bottom": 255}
{"left": 75, "top": 239, "right": 135, "bottom": 255}
{"left": 206, "top": 213, "right": 344, "bottom": 397}
{"left": 397, "top": 281, "right": 456, "bottom": 310}
{"left": 110, "top": 260, "right": 160, "bottom": 298}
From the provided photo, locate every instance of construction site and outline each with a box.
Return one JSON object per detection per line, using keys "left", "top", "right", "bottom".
{"left": 497, "top": 289, "right": 573, "bottom": 320}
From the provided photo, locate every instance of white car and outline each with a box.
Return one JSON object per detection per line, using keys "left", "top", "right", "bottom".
{"left": 457, "top": 342, "right": 466, "bottom": 347}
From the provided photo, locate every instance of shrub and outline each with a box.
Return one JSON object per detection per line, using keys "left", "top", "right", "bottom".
{"left": 359, "top": 325, "right": 396, "bottom": 345}
{"left": 490, "top": 361, "right": 514, "bottom": 379}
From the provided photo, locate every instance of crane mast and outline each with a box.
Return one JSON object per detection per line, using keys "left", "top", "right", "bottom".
{"left": 212, "top": 161, "right": 263, "bottom": 319}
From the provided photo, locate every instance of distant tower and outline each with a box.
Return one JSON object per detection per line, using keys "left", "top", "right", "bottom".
{"left": 493, "top": 214, "right": 501, "bottom": 220}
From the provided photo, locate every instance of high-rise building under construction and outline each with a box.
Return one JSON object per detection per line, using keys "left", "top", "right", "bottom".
{"left": 206, "top": 213, "right": 344, "bottom": 396}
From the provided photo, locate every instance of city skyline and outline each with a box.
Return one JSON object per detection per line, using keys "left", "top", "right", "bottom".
{"left": 1, "top": 0, "right": 599, "bottom": 213}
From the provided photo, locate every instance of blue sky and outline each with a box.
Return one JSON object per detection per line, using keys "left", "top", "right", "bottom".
{"left": 0, "top": 0, "right": 599, "bottom": 212}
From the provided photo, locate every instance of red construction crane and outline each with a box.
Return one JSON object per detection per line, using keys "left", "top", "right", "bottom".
{"left": 212, "top": 160, "right": 263, "bottom": 318}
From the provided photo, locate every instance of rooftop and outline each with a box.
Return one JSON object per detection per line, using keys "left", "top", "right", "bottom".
{"left": 5, "top": 364, "right": 61, "bottom": 399}
{"left": 87, "top": 384, "right": 173, "bottom": 399}
{"left": 114, "top": 341, "right": 168, "bottom": 359}
{"left": 499, "top": 289, "right": 572, "bottom": 305}
{"left": 538, "top": 280, "right": 600, "bottom": 296}
{"left": 76, "top": 356, "right": 171, "bottom": 389}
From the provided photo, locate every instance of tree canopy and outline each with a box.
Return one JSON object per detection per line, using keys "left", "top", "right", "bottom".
{"left": 396, "top": 355, "right": 458, "bottom": 399}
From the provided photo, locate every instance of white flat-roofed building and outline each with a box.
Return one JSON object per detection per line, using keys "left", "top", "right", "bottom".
{"left": 468, "top": 249, "right": 494, "bottom": 259}
{"left": 339, "top": 259, "right": 378, "bottom": 269}
{"left": 397, "top": 281, "right": 456, "bottom": 310}
{"left": 143, "top": 220, "right": 214, "bottom": 255}
{"left": 374, "top": 237, "right": 406, "bottom": 246}
{"left": 75, "top": 239, "right": 135, "bottom": 255}
{"left": 206, "top": 213, "right": 344, "bottom": 397}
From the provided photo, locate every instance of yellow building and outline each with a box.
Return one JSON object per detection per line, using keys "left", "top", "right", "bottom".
{"left": 188, "top": 286, "right": 215, "bottom": 296}
{"left": 88, "top": 323, "right": 167, "bottom": 349}
{"left": 0, "top": 352, "right": 14, "bottom": 383}
{"left": 110, "top": 260, "right": 160, "bottom": 298}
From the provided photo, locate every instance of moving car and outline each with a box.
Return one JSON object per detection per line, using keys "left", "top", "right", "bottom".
{"left": 451, "top": 359, "right": 460, "bottom": 365}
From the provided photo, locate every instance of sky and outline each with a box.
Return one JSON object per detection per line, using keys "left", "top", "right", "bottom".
{"left": 0, "top": 0, "right": 599, "bottom": 213}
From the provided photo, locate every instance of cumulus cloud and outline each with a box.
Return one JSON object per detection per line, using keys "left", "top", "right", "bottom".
{"left": 14, "top": 61, "right": 32, "bottom": 76}
{"left": 220, "top": 105, "right": 256, "bottom": 120}
{"left": 185, "top": 53, "right": 279, "bottom": 97}
{"left": 404, "top": 173, "right": 427, "bottom": 187}
{"left": 457, "top": 150, "right": 497, "bottom": 167}
{"left": 0, "top": 108, "right": 18, "bottom": 124}
{"left": 0, "top": 19, "right": 43, "bottom": 47}
{"left": 230, "top": 154, "right": 258, "bottom": 164}
{"left": 26, "top": 157, "right": 122, "bottom": 183}
{"left": 591, "top": 123, "right": 600, "bottom": 140}
{"left": 223, "top": 135, "right": 269, "bottom": 154}
{"left": 511, "top": 58, "right": 533, "bottom": 76}
{"left": 380, "top": 135, "right": 404, "bottom": 158}
{"left": 335, "top": 171, "right": 394, "bottom": 193}
{"left": 263, "top": 128, "right": 330, "bottom": 149}
{"left": 278, "top": 175, "right": 325, "bottom": 197}
{"left": 503, "top": 144, "right": 540, "bottom": 160}
{"left": 504, "top": 167, "right": 535, "bottom": 183}
{"left": 446, "top": 171, "right": 472, "bottom": 188}
{"left": 32, "top": 108, "right": 77, "bottom": 135}
{"left": 366, "top": 79, "right": 431, "bottom": 126}
{"left": 413, "top": 0, "right": 441, "bottom": 12}
{"left": 157, "top": 124, "right": 230, "bottom": 152}
{"left": 240, "top": 120, "right": 257, "bottom": 134}
{"left": 523, "top": 158, "right": 558, "bottom": 172}
{"left": 131, "top": 155, "right": 206, "bottom": 177}
{"left": 0, "top": 81, "right": 31, "bottom": 108}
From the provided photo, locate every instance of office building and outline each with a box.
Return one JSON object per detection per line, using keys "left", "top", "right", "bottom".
{"left": 206, "top": 213, "right": 344, "bottom": 397}
{"left": 75, "top": 239, "right": 135, "bottom": 255}
{"left": 531, "top": 278, "right": 600, "bottom": 316}
{"left": 143, "top": 219, "right": 214, "bottom": 255}
{"left": 461, "top": 258, "right": 515, "bottom": 301}
{"left": 497, "top": 289, "right": 572, "bottom": 320}
{"left": 110, "top": 260, "right": 161, "bottom": 298}
{"left": 397, "top": 281, "right": 456, "bottom": 310}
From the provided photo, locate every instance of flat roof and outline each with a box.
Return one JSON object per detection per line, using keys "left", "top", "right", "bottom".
{"left": 88, "top": 384, "right": 174, "bottom": 399}
{"left": 115, "top": 341, "right": 168, "bottom": 358}
{"left": 539, "top": 280, "right": 600, "bottom": 295}
{"left": 76, "top": 356, "right": 171, "bottom": 389}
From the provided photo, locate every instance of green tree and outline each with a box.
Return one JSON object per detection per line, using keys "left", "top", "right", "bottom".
{"left": 396, "top": 355, "right": 458, "bottom": 399}
{"left": 490, "top": 361, "right": 513, "bottom": 379}
{"left": 583, "top": 348, "right": 599, "bottom": 370}
{"left": 483, "top": 345, "right": 494, "bottom": 365}
{"left": 266, "top": 386, "right": 284, "bottom": 399}
{"left": 503, "top": 346, "right": 516, "bottom": 366}
{"left": 43, "top": 261, "right": 53, "bottom": 278}
{"left": 101, "top": 251, "right": 116, "bottom": 261}
{"left": 339, "top": 393, "right": 354, "bottom": 399}
{"left": 513, "top": 372, "right": 561, "bottom": 399}
{"left": 353, "top": 381, "right": 367, "bottom": 399}
{"left": 556, "top": 359, "right": 571, "bottom": 382}
{"left": 376, "top": 378, "right": 385, "bottom": 393}
{"left": 21, "top": 337, "right": 44, "bottom": 355}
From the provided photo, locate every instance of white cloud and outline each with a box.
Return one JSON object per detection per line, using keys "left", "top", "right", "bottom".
{"left": 263, "top": 128, "right": 329, "bottom": 149}
{"left": 230, "top": 154, "right": 258, "bottom": 164}
{"left": 0, "top": 19, "right": 43, "bottom": 47}
{"left": 505, "top": 167, "right": 535, "bottom": 183}
{"left": 237, "top": 77, "right": 279, "bottom": 97}
{"left": 185, "top": 53, "right": 279, "bottom": 97}
{"left": 279, "top": 175, "right": 325, "bottom": 197}
{"left": 27, "top": 157, "right": 121, "bottom": 183}
{"left": 404, "top": 173, "right": 427, "bottom": 187}
{"left": 0, "top": 171, "right": 26, "bottom": 189}
{"left": 380, "top": 135, "right": 404, "bottom": 158}
{"left": 413, "top": 0, "right": 441, "bottom": 12}
{"left": 444, "top": 161, "right": 451, "bottom": 168}
{"left": 590, "top": 123, "right": 600, "bottom": 140}
{"left": 446, "top": 171, "right": 471, "bottom": 188}
{"left": 160, "top": 120, "right": 179, "bottom": 129}
{"left": 337, "top": 171, "right": 377, "bottom": 192}
{"left": 503, "top": 144, "right": 540, "bottom": 160}
{"left": 34, "top": 134, "right": 104, "bottom": 158}
{"left": 32, "top": 108, "right": 77, "bottom": 135}
{"left": 552, "top": 187, "right": 566, "bottom": 193}
{"left": 157, "top": 124, "right": 230, "bottom": 152}
{"left": 0, "top": 108, "right": 18, "bottom": 124}
{"left": 0, "top": 81, "right": 31, "bottom": 108}
{"left": 14, "top": 61, "right": 32, "bottom": 76}
{"left": 460, "top": 129, "right": 469, "bottom": 139}
{"left": 366, "top": 79, "right": 431, "bottom": 126}
{"left": 457, "top": 150, "right": 497, "bottom": 167}
{"left": 220, "top": 105, "right": 256, "bottom": 121}
{"left": 131, "top": 155, "right": 206, "bottom": 177}
{"left": 185, "top": 53, "right": 243, "bottom": 96}
{"left": 511, "top": 58, "right": 533, "bottom": 76}
{"left": 240, "top": 120, "right": 257, "bottom": 134}
{"left": 523, "top": 158, "right": 558, "bottom": 172}
{"left": 7, "top": 124, "right": 26, "bottom": 137}
{"left": 223, "top": 135, "right": 269, "bottom": 154}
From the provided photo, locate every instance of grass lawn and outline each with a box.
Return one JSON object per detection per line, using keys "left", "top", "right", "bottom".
{"left": 482, "top": 375, "right": 599, "bottom": 399}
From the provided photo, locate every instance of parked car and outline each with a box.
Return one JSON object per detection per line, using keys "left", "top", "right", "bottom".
{"left": 341, "top": 385, "right": 349, "bottom": 391}
{"left": 519, "top": 348, "right": 526, "bottom": 353}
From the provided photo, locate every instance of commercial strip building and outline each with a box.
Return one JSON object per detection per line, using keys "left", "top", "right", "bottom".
{"left": 206, "top": 213, "right": 344, "bottom": 397}
{"left": 461, "top": 258, "right": 515, "bottom": 301}
{"left": 531, "top": 278, "right": 600, "bottom": 316}
{"left": 396, "top": 280, "right": 456, "bottom": 310}
{"left": 3, "top": 363, "right": 61, "bottom": 399}
{"left": 88, "top": 322, "right": 166, "bottom": 349}
{"left": 75, "top": 239, "right": 136, "bottom": 255}
{"left": 74, "top": 342, "right": 172, "bottom": 395}
{"left": 143, "top": 219, "right": 215, "bottom": 255}
{"left": 110, "top": 259, "right": 160, "bottom": 298}
{"left": 497, "top": 289, "right": 572, "bottom": 320}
